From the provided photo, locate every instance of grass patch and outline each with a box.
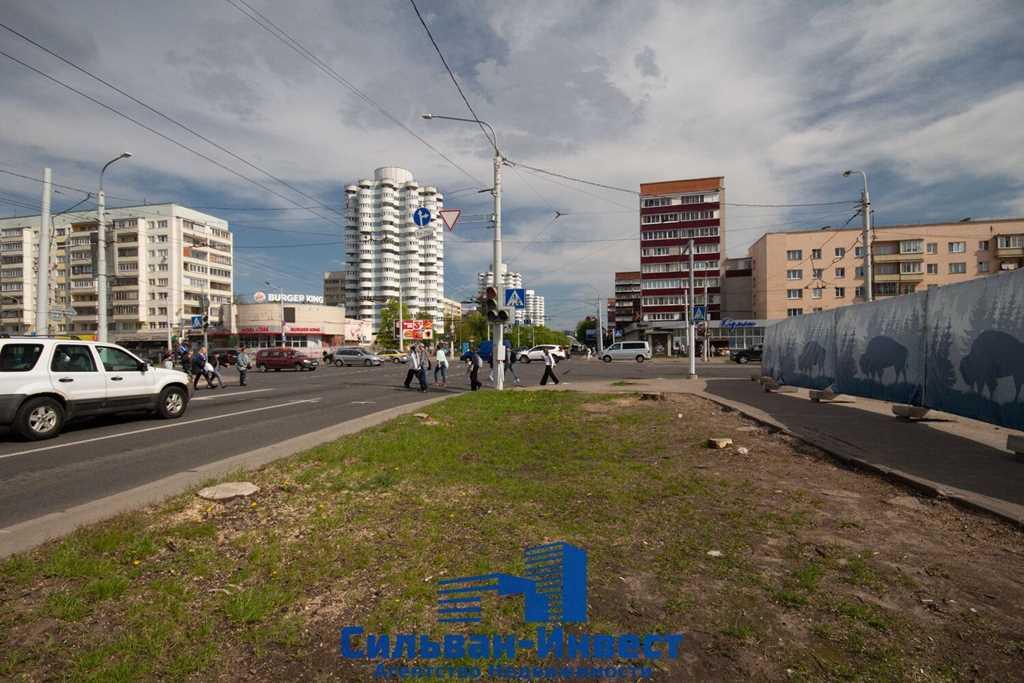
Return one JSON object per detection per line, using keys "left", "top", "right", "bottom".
{"left": 2, "top": 390, "right": 1023, "bottom": 680}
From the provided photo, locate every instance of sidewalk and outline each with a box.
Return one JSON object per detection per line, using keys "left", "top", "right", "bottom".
{"left": 544, "top": 376, "right": 1024, "bottom": 526}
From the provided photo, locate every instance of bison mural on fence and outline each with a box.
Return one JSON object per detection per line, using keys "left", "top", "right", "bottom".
{"left": 959, "top": 330, "right": 1024, "bottom": 402}
{"left": 798, "top": 340, "right": 827, "bottom": 376}
{"left": 858, "top": 336, "right": 908, "bottom": 383}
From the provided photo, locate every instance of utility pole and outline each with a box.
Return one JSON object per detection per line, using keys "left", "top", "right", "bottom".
{"left": 688, "top": 238, "right": 697, "bottom": 379}
{"left": 843, "top": 170, "right": 872, "bottom": 302}
{"left": 595, "top": 298, "right": 604, "bottom": 355}
{"left": 97, "top": 153, "right": 132, "bottom": 342}
{"left": 492, "top": 151, "right": 505, "bottom": 391}
{"left": 35, "top": 168, "right": 52, "bottom": 335}
{"left": 398, "top": 277, "right": 404, "bottom": 352}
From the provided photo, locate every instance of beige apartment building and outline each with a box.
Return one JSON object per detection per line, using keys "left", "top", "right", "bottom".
{"left": 750, "top": 218, "right": 1024, "bottom": 319}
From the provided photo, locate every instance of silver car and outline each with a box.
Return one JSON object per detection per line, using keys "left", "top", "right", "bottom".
{"left": 332, "top": 347, "right": 382, "bottom": 367}
{"left": 601, "top": 341, "right": 653, "bottom": 363}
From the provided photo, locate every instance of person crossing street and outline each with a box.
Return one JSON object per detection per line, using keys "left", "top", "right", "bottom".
{"left": 404, "top": 343, "right": 421, "bottom": 389}
{"left": 236, "top": 346, "right": 251, "bottom": 387}
{"left": 540, "top": 346, "right": 560, "bottom": 386}
{"left": 434, "top": 345, "right": 449, "bottom": 387}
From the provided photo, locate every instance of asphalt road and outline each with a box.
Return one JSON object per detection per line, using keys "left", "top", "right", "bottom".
{"left": 0, "top": 357, "right": 753, "bottom": 529}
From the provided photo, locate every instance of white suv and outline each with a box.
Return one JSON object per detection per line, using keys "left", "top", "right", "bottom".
{"left": 517, "top": 345, "right": 567, "bottom": 363}
{"left": 0, "top": 337, "right": 192, "bottom": 440}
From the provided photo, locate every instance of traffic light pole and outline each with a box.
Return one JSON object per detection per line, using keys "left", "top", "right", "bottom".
{"left": 688, "top": 238, "right": 697, "bottom": 379}
{"left": 492, "top": 151, "right": 504, "bottom": 391}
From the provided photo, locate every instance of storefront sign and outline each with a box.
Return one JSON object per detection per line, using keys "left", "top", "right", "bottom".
{"left": 720, "top": 319, "right": 758, "bottom": 329}
{"left": 398, "top": 319, "right": 434, "bottom": 340}
{"left": 285, "top": 325, "right": 323, "bottom": 334}
{"left": 252, "top": 291, "right": 325, "bottom": 305}
{"left": 239, "top": 326, "right": 278, "bottom": 334}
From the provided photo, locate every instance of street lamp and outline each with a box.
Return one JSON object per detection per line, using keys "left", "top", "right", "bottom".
{"left": 842, "top": 169, "right": 873, "bottom": 302}
{"left": 97, "top": 152, "right": 132, "bottom": 342}
{"left": 421, "top": 112, "right": 507, "bottom": 389}
{"left": 265, "top": 280, "right": 285, "bottom": 346}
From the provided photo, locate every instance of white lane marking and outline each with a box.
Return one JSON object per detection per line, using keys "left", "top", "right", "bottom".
{"left": 192, "top": 388, "right": 274, "bottom": 401}
{"left": 0, "top": 398, "right": 322, "bottom": 460}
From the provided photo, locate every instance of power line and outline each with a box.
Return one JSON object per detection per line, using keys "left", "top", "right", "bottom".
{"left": 0, "top": 21, "right": 342, "bottom": 220}
{"left": 407, "top": 0, "right": 496, "bottom": 152}
{"left": 223, "top": 0, "right": 485, "bottom": 187}
{"left": 0, "top": 49, "right": 341, "bottom": 223}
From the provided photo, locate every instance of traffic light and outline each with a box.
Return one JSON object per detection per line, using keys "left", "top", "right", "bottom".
{"left": 484, "top": 286, "right": 509, "bottom": 323}
{"left": 202, "top": 314, "right": 209, "bottom": 330}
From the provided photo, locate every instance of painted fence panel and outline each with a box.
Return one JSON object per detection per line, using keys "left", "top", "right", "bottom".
{"left": 923, "top": 269, "right": 1024, "bottom": 429}
{"left": 764, "top": 268, "right": 1024, "bottom": 430}
{"left": 832, "top": 293, "right": 927, "bottom": 406}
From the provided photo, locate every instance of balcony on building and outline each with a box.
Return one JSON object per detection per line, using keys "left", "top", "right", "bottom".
{"left": 872, "top": 239, "right": 925, "bottom": 264}
{"left": 995, "top": 233, "right": 1023, "bottom": 260}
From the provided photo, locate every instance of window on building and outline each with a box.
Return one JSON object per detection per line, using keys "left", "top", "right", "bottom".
{"left": 786, "top": 308, "right": 803, "bottom": 317}
{"left": 835, "top": 287, "right": 846, "bottom": 298}
{"left": 834, "top": 247, "right": 846, "bottom": 258}
{"left": 812, "top": 268, "right": 823, "bottom": 279}
{"left": 786, "top": 289, "right": 802, "bottom": 299}
{"left": 811, "top": 288, "right": 823, "bottom": 299}
{"left": 812, "top": 307, "right": 823, "bottom": 313}
{"left": 786, "top": 269, "right": 802, "bottom": 280}
{"left": 978, "top": 261, "right": 990, "bottom": 273}
{"left": 900, "top": 261, "right": 922, "bottom": 274}
{"left": 949, "top": 262, "right": 966, "bottom": 274}
{"left": 856, "top": 266, "right": 864, "bottom": 277}
{"left": 899, "top": 239, "right": 923, "bottom": 254}
{"left": 855, "top": 246, "right": 864, "bottom": 257}
{"left": 979, "top": 240, "right": 989, "bottom": 251}
{"left": 786, "top": 250, "right": 802, "bottom": 260}
{"left": 948, "top": 241, "right": 966, "bottom": 253}
{"left": 811, "top": 248, "right": 822, "bottom": 260}
{"left": 926, "top": 242, "right": 937, "bottom": 254}
{"left": 835, "top": 267, "right": 845, "bottom": 278}
{"left": 927, "top": 263, "right": 938, "bottom": 274}
{"left": 855, "top": 286, "right": 864, "bottom": 298}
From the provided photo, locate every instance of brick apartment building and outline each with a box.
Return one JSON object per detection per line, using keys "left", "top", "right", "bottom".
{"left": 612, "top": 271, "right": 641, "bottom": 330}
{"left": 749, "top": 218, "right": 1024, "bottom": 319}
{"left": 639, "top": 176, "right": 724, "bottom": 353}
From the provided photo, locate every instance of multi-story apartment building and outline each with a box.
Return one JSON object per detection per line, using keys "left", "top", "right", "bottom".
{"left": 524, "top": 289, "right": 545, "bottom": 327}
{"left": 612, "top": 270, "right": 641, "bottom": 329}
{"left": 344, "top": 166, "right": 445, "bottom": 333}
{"left": 722, "top": 257, "right": 753, "bottom": 319}
{"left": 323, "top": 270, "right": 345, "bottom": 307}
{"left": 749, "top": 218, "right": 1024, "bottom": 319}
{"left": 0, "top": 205, "right": 232, "bottom": 345}
{"left": 639, "top": 176, "right": 725, "bottom": 353}
{"left": 478, "top": 265, "right": 525, "bottom": 323}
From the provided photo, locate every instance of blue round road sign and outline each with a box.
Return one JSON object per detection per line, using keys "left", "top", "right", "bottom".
{"left": 413, "top": 207, "right": 431, "bottom": 227}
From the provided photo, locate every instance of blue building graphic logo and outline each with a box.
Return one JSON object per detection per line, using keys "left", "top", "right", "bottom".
{"left": 436, "top": 542, "right": 588, "bottom": 625}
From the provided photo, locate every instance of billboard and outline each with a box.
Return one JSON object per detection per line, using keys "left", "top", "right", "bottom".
{"left": 397, "top": 319, "right": 434, "bottom": 340}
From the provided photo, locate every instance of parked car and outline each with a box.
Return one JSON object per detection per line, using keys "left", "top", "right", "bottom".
{"left": 377, "top": 349, "right": 409, "bottom": 364}
{"left": 517, "top": 345, "right": 567, "bottom": 363}
{"left": 0, "top": 337, "right": 191, "bottom": 440}
{"left": 255, "top": 347, "right": 319, "bottom": 372}
{"left": 601, "top": 340, "right": 653, "bottom": 363}
{"left": 331, "top": 347, "right": 382, "bottom": 367}
{"left": 729, "top": 344, "right": 763, "bottom": 365}
{"left": 209, "top": 348, "right": 242, "bottom": 367}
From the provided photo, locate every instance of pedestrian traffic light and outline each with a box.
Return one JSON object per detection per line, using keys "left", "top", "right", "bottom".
{"left": 484, "top": 286, "right": 509, "bottom": 323}
{"left": 202, "top": 314, "right": 209, "bottom": 330}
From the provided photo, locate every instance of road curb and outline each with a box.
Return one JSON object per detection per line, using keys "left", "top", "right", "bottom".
{"left": 691, "top": 390, "right": 1024, "bottom": 530}
{"left": 0, "top": 394, "right": 455, "bottom": 559}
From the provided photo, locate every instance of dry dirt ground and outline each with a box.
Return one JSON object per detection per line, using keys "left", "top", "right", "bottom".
{"left": 1, "top": 391, "right": 1022, "bottom": 681}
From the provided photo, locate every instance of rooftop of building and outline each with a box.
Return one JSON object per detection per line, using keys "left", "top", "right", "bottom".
{"left": 752, "top": 216, "right": 1024, "bottom": 241}
{"left": 640, "top": 176, "right": 724, "bottom": 196}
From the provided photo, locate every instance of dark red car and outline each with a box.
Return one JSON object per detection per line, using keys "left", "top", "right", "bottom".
{"left": 254, "top": 347, "right": 319, "bottom": 372}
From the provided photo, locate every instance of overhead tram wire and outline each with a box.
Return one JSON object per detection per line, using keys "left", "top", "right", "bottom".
{"left": 0, "top": 50, "right": 342, "bottom": 224}
{"left": 407, "top": 0, "right": 496, "bottom": 152}
{"left": 223, "top": 0, "right": 485, "bottom": 187}
{"left": 0, "top": 21, "right": 342, "bottom": 220}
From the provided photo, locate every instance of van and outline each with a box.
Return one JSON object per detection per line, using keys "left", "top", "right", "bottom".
{"left": 600, "top": 341, "right": 652, "bottom": 363}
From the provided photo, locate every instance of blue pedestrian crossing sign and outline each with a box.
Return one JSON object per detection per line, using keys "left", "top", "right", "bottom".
{"left": 413, "top": 207, "right": 431, "bottom": 226}
{"left": 691, "top": 305, "right": 706, "bottom": 322}
{"left": 190, "top": 315, "right": 204, "bottom": 329}
{"left": 504, "top": 287, "right": 526, "bottom": 309}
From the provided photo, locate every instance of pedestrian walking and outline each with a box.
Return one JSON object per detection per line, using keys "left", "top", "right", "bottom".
{"left": 209, "top": 353, "right": 225, "bottom": 388}
{"left": 417, "top": 344, "right": 430, "bottom": 392}
{"left": 506, "top": 347, "right": 521, "bottom": 385}
{"left": 540, "top": 346, "right": 560, "bottom": 386}
{"left": 236, "top": 346, "right": 251, "bottom": 386}
{"left": 191, "top": 346, "right": 214, "bottom": 389}
{"left": 462, "top": 348, "right": 483, "bottom": 391}
{"left": 404, "top": 343, "right": 421, "bottom": 389}
{"left": 434, "top": 345, "right": 449, "bottom": 386}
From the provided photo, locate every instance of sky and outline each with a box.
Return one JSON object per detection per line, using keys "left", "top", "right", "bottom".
{"left": 0, "top": 0, "right": 1022, "bottom": 329}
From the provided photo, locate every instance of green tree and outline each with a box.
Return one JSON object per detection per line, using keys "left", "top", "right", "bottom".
{"left": 376, "top": 298, "right": 412, "bottom": 349}
{"left": 456, "top": 311, "right": 488, "bottom": 346}
{"left": 575, "top": 317, "right": 597, "bottom": 345}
